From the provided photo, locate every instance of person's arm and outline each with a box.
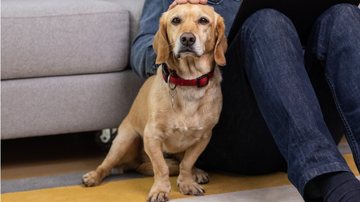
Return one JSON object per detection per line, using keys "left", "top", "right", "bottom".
{"left": 130, "top": 0, "right": 171, "bottom": 78}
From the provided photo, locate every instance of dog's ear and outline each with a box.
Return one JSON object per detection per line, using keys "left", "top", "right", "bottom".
{"left": 214, "top": 15, "right": 227, "bottom": 66}
{"left": 153, "top": 14, "right": 170, "bottom": 64}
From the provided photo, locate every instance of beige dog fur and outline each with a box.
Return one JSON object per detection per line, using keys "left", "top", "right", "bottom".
{"left": 82, "top": 4, "right": 227, "bottom": 202}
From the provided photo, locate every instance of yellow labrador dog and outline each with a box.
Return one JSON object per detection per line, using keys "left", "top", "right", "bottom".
{"left": 82, "top": 3, "right": 227, "bottom": 202}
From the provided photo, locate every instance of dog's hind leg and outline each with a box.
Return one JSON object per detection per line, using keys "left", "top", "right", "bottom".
{"left": 173, "top": 153, "right": 209, "bottom": 184}
{"left": 136, "top": 153, "right": 180, "bottom": 176}
{"left": 82, "top": 118, "right": 139, "bottom": 187}
{"left": 192, "top": 167, "right": 209, "bottom": 184}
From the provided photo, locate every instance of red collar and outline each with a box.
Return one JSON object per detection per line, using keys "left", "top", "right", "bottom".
{"left": 161, "top": 63, "right": 214, "bottom": 88}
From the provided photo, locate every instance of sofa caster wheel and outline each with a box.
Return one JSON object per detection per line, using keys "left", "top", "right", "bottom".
{"left": 95, "top": 128, "right": 117, "bottom": 150}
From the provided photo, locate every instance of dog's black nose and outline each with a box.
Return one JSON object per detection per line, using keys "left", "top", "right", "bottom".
{"left": 180, "top": 32, "right": 196, "bottom": 46}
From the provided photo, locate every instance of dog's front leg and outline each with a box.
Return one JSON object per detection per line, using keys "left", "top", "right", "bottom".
{"left": 177, "top": 133, "right": 211, "bottom": 196}
{"left": 144, "top": 125, "right": 171, "bottom": 202}
{"left": 82, "top": 119, "right": 138, "bottom": 187}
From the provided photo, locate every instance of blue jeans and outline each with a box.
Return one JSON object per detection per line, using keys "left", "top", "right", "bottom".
{"left": 199, "top": 3, "right": 360, "bottom": 197}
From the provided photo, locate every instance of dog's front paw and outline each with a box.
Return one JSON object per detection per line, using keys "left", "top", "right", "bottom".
{"left": 147, "top": 182, "right": 171, "bottom": 202}
{"left": 192, "top": 168, "right": 209, "bottom": 184}
{"left": 82, "top": 171, "right": 101, "bottom": 187}
{"left": 178, "top": 181, "right": 205, "bottom": 196}
{"left": 147, "top": 191, "right": 169, "bottom": 202}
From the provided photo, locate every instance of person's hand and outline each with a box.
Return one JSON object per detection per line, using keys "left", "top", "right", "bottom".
{"left": 168, "top": 0, "right": 207, "bottom": 10}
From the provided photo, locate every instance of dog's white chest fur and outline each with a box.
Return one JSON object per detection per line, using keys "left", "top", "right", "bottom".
{"left": 161, "top": 112, "right": 212, "bottom": 153}
{"left": 162, "top": 130, "right": 207, "bottom": 153}
{"left": 155, "top": 83, "right": 222, "bottom": 154}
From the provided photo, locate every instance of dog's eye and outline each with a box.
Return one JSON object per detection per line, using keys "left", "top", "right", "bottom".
{"left": 171, "top": 17, "right": 181, "bottom": 25}
{"left": 199, "top": 17, "right": 209, "bottom": 25}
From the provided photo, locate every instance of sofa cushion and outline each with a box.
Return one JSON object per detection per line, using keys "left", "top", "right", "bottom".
{"left": 2, "top": 0, "right": 130, "bottom": 80}
{"left": 108, "top": 0, "right": 145, "bottom": 42}
{"left": 1, "top": 70, "right": 144, "bottom": 139}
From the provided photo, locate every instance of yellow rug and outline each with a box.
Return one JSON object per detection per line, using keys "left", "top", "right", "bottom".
{"left": 2, "top": 154, "right": 358, "bottom": 202}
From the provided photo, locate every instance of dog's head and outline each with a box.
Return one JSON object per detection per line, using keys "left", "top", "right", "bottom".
{"left": 153, "top": 4, "right": 227, "bottom": 67}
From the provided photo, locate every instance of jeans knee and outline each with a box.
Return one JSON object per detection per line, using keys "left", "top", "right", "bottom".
{"left": 321, "top": 3, "right": 360, "bottom": 25}
{"left": 327, "top": 3, "right": 359, "bottom": 17}
{"left": 241, "top": 9, "right": 297, "bottom": 44}
{"left": 311, "top": 3, "right": 360, "bottom": 61}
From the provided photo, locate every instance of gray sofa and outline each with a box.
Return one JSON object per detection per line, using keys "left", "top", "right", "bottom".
{"left": 1, "top": 0, "right": 146, "bottom": 139}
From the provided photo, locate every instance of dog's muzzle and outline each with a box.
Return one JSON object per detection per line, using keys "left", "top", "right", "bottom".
{"left": 177, "top": 32, "right": 197, "bottom": 55}
{"left": 180, "top": 32, "right": 196, "bottom": 47}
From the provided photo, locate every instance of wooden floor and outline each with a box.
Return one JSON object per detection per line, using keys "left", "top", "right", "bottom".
{"left": 2, "top": 132, "right": 107, "bottom": 180}
{"left": 2, "top": 133, "right": 353, "bottom": 180}
{"left": 2, "top": 133, "right": 359, "bottom": 202}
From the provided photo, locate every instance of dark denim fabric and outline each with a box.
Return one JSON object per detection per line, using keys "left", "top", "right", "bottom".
{"left": 131, "top": 0, "right": 360, "bottom": 198}
{"left": 201, "top": 4, "right": 360, "bottom": 197}
{"left": 306, "top": 4, "right": 360, "bottom": 172}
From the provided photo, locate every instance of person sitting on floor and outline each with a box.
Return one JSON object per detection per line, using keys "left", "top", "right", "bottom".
{"left": 131, "top": 0, "right": 360, "bottom": 201}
